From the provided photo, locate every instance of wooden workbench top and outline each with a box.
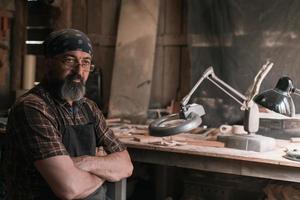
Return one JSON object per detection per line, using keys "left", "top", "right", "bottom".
{"left": 119, "top": 135, "right": 300, "bottom": 168}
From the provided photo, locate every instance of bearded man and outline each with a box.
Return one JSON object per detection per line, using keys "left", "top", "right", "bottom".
{"left": 1, "top": 29, "right": 133, "bottom": 200}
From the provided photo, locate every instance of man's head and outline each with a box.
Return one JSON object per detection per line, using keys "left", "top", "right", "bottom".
{"left": 43, "top": 29, "right": 94, "bottom": 102}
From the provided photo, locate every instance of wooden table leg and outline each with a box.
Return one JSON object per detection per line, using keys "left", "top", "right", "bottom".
{"left": 111, "top": 179, "right": 127, "bottom": 200}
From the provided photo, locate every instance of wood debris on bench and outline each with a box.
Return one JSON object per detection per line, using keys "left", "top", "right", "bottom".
{"left": 107, "top": 118, "right": 225, "bottom": 148}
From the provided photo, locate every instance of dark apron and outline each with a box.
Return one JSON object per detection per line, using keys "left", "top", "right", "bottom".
{"left": 59, "top": 103, "right": 108, "bottom": 200}
{"left": 33, "top": 88, "right": 108, "bottom": 200}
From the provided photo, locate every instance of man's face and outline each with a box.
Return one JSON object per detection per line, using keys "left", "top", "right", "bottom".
{"left": 47, "top": 51, "right": 93, "bottom": 102}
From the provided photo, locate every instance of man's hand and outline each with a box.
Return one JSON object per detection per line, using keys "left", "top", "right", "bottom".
{"left": 72, "top": 150, "right": 133, "bottom": 182}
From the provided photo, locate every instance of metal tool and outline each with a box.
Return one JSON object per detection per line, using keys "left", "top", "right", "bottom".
{"left": 283, "top": 149, "right": 300, "bottom": 162}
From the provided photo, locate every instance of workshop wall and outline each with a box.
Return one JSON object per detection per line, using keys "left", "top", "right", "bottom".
{"left": 0, "top": 0, "right": 189, "bottom": 114}
{"left": 187, "top": 0, "right": 300, "bottom": 126}
{"left": 70, "top": 0, "right": 121, "bottom": 113}
{"left": 5, "top": 0, "right": 300, "bottom": 125}
{"left": 149, "top": 0, "right": 190, "bottom": 109}
{"left": 48, "top": 0, "right": 189, "bottom": 114}
{"left": 0, "top": 1, "right": 14, "bottom": 110}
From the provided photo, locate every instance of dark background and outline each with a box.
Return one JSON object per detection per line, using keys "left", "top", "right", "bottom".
{"left": 187, "top": 0, "right": 300, "bottom": 126}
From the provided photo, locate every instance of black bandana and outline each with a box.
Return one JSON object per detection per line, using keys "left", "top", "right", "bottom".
{"left": 43, "top": 29, "right": 93, "bottom": 57}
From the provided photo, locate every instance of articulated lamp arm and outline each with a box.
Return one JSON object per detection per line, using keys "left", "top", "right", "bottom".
{"left": 181, "top": 62, "right": 273, "bottom": 109}
{"left": 181, "top": 66, "right": 247, "bottom": 108}
{"left": 181, "top": 67, "right": 216, "bottom": 107}
{"left": 180, "top": 62, "right": 273, "bottom": 134}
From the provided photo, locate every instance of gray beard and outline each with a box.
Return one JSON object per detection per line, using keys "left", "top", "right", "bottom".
{"left": 61, "top": 79, "right": 86, "bottom": 102}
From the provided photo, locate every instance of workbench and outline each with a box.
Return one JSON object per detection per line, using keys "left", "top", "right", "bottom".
{"left": 121, "top": 136, "right": 300, "bottom": 182}
{"left": 117, "top": 134, "right": 300, "bottom": 199}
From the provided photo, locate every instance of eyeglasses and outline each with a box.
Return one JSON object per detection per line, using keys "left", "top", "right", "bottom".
{"left": 55, "top": 56, "right": 95, "bottom": 72}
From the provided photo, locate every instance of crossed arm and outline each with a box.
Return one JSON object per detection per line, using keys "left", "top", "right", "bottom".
{"left": 72, "top": 149, "right": 133, "bottom": 182}
{"left": 26, "top": 101, "right": 133, "bottom": 199}
{"left": 35, "top": 150, "right": 133, "bottom": 200}
{"left": 35, "top": 155, "right": 104, "bottom": 200}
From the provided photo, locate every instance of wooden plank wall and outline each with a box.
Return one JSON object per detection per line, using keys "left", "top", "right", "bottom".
{"left": 0, "top": 0, "right": 188, "bottom": 111}
{"left": 9, "top": 0, "right": 26, "bottom": 107}
{"left": 71, "top": 0, "right": 120, "bottom": 113}
{"left": 69, "top": 0, "right": 189, "bottom": 113}
{"left": 151, "top": 0, "right": 189, "bottom": 108}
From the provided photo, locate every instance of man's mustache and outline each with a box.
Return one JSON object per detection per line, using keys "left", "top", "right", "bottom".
{"left": 66, "top": 74, "right": 84, "bottom": 84}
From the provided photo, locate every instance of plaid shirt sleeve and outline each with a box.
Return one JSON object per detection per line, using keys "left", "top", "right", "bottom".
{"left": 86, "top": 100, "right": 126, "bottom": 153}
{"left": 10, "top": 97, "right": 68, "bottom": 162}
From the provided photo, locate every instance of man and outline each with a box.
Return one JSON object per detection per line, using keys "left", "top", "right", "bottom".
{"left": 1, "top": 29, "right": 133, "bottom": 199}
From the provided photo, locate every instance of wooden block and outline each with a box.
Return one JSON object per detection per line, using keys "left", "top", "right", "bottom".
{"left": 106, "top": 118, "right": 122, "bottom": 123}
{"left": 129, "top": 129, "right": 149, "bottom": 135}
{"left": 171, "top": 133, "right": 225, "bottom": 147}
{"left": 132, "top": 134, "right": 224, "bottom": 147}
{"left": 182, "top": 140, "right": 224, "bottom": 148}
{"left": 290, "top": 137, "right": 300, "bottom": 143}
{"left": 133, "top": 135, "right": 162, "bottom": 143}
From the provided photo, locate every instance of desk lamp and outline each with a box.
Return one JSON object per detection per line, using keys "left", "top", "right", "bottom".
{"left": 254, "top": 76, "right": 300, "bottom": 117}
{"left": 254, "top": 77, "right": 300, "bottom": 160}
{"left": 149, "top": 61, "right": 277, "bottom": 152}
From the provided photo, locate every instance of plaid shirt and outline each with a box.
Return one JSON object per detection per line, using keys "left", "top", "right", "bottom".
{"left": 1, "top": 83, "right": 126, "bottom": 199}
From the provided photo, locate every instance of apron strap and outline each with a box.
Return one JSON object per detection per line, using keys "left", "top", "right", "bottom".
{"left": 82, "top": 103, "right": 102, "bottom": 147}
{"left": 82, "top": 103, "right": 96, "bottom": 124}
